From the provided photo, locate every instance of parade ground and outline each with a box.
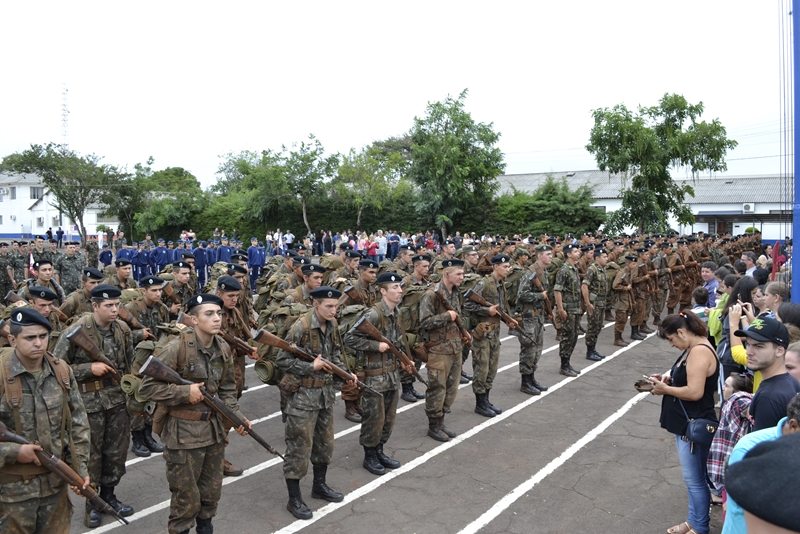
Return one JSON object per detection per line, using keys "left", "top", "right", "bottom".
{"left": 70, "top": 321, "right": 724, "bottom": 534}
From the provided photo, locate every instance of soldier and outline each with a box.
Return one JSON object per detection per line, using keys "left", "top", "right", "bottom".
{"left": 24, "top": 286, "right": 65, "bottom": 350}
{"left": 8, "top": 241, "right": 28, "bottom": 291}
{"left": 112, "top": 231, "right": 125, "bottom": 256}
{"left": 59, "top": 267, "right": 105, "bottom": 321}
{"left": 124, "top": 275, "right": 169, "bottom": 457}
{"left": 517, "top": 243, "right": 553, "bottom": 395}
{"left": 30, "top": 236, "right": 52, "bottom": 265}
{"left": 0, "top": 308, "right": 91, "bottom": 533}
{"left": 138, "top": 293, "right": 249, "bottom": 534}
{"left": 54, "top": 242, "right": 87, "bottom": 295}
{"left": 52, "top": 284, "right": 135, "bottom": 527}
{"left": 163, "top": 261, "right": 193, "bottom": 318}
{"left": 460, "top": 245, "right": 480, "bottom": 274}
{"left": 419, "top": 258, "right": 471, "bottom": 442}
{"left": 329, "top": 250, "right": 360, "bottom": 287}
{"left": 430, "top": 239, "right": 456, "bottom": 274}
{"left": 227, "top": 261, "right": 254, "bottom": 327}
{"left": 0, "top": 242, "right": 14, "bottom": 297}
{"left": 612, "top": 255, "right": 638, "bottom": 346}
{"left": 17, "top": 260, "right": 67, "bottom": 306}
{"left": 553, "top": 243, "right": 583, "bottom": 377}
{"left": 651, "top": 242, "right": 672, "bottom": 326}
{"left": 398, "top": 254, "right": 431, "bottom": 403}
{"left": 476, "top": 241, "right": 502, "bottom": 275}
{"left": 285, "top": 264, "right": 325, "bottom": 306}
{"left": 390, "top": 244, "right": 414, "bottom": 275}
{"left": 581, "top": 248, "right": 610, "bottom": 362}
{"left": 277, "top": 286, "right": 357, "bottom": 520}
{"left": 402, "top": 253, "right": 432, "bottom": 288}
{"left": 344, "top": 272, "right": 412, "bottom": 475}
{"left": 85, "top": 234, "right": 100, "bottom": 269}
{"left": 179, "top": 252, "right": 199, "bottom": 294}
{"left": 104, "top": 258, "right": 138, "bottom": 292}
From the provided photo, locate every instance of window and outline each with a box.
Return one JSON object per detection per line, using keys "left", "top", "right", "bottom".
{"left": 36, "top": 217, "right": 44, "bottom": 227}
{"left": 30, "top": 186, "right": 43, "bottom": 199}
{"left": 9, "top": 187, "right": 16, "bottom": 200}
{"left": 0, "top": 216, "right": 3, "bottom": 225}
{"left": 52, "top": 216, "right": 60, "bottom": 227}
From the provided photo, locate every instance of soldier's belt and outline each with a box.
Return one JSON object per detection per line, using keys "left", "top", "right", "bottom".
{"left": 300, "top": 376, "right": 330, "bottom": 388}
{"left": 0, "top": 463, "right": 50, "bottom": 483}
{"left": 364, "top": 362, "right": 397, "bottom": 377}
{"left": 169, "top": 408, "right": 213, "bottom": 421}
{"left": 78, "top": 377, "right": 116, "bottom": 393}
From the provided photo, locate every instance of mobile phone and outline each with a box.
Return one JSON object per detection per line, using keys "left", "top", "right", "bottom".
{"left": 642, "top": 374, "right": 655, "bottom": 382}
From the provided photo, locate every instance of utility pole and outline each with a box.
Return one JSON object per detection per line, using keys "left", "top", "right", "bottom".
{"left": 61, "top": 84, "right": 69, "bottom": 149}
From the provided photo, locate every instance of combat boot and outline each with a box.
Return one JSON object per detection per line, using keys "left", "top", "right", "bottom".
{"left": 614, "top": 332, "right": 629, "bottom": 347}
{"left": 520, "top": 374, "right": 541, "bottom": 396}
{"left": 640, "top": 322, "right": 655, "bottom": 334}
{"left": 99, "top": 486, "right": 134, "bottom": 517}
{"left": 311, "top": 464, "right": 344, "bottom": 501}
{"left": 142, "top": 424, "right": 164, "bottom": 453}
{"left": 400, "top": 383, "right": 417, "bottom": 403}
{"left": 85, "top": 501, "right": 102, "bottom": 528}
{"left": 375, "top": 444, "right": 401, "bottom": 469}
{"left": 427, "top": 416, "right": 450, "bottom": 442}
{"left": 461, "top": 369, "right": 473, "bottom": 381}
{"left": 653, "top": 316, "right": 661, "bottom": 326}
{"left": 410, "top": 384, "right": 425, "bottom": 399}
{"left": 530, "top": 372, "right": 548, "bottom": 391}
{"left": 286, "top": 479, "right": 312, "bottom": 520}
{"left": 223, "top": 459, "right": 243, "bottom": 477}
{"left": 344, "top": 400, "right": 362, "bottom": 423}
{"left": 460, "top": 371, "right": 470, "bottom": 384}
{"left": 630, "top": 326, "right": 646, "bottom": 341}
{"left": 559, "top": 358, "right": 578, "bottom": 377}
{"left": 567, "top": 362, "right": 582, "bottom": 375}
{"left": 131, "top": 430, "right": 151, "bottom": 457}
{"left": 196, "top": 517, "right": 213, "bottom": 534}
{"left": 593, "top": 346, "right": 606, "bottom": 359}
{"left": 474, "top": 393, "right": 495, "bottom": 418}
{"left": 439, "top": 415, "right": 457, "bottom": 438}
{"left": 485, "top": 390, "right": 502, "bottom": 414}
{"left": 362, "top": 446, "right": 386, "bottom": 475}
{"left": 586, "top": 345, "right": 602, "bottom": 361}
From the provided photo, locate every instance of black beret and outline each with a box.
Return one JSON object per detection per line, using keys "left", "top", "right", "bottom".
{"left": 292, "top": 257, "right": 310, "bottom": 266}
{"left": 660, "top": 242, "right": 672, "bottom": 249}
{"left": 231, "top": 253, "right": 247, "bottom": 262}
{"left": 490, "top": 241, "right": 502, "bottom": 247}
{"left": 339, "top": 242, "right": 353, "bottom": 251}
{"left": 285, "top": 249, "right": 298, "bottom": 257}
{"left": 115, "top": 258, "right": 131, "bottom": 267}
{"left": 624, "top": 255, "right": 638, "bottom": 262}
{"left": 676, "top": 240, "right": 688, "bottom": 245}
{"left": 412, "top": 254, "right": 431, "bottom": 263}
{"left": 439, "top": 258, "right": 465, "bottom": 269}
{"left": 344, "top": 250, "right": 361, "bottom": 259}
{"left": 140, "top": 276, "right": 164, "bottom": 288}
{"left": 636, "top": 247, "right": 648, "bottom": 254}
{"left": 593, "top": 248, "right": 607, "bottom": 257}
{"left": 181, "top": 252, "right": 196, "bottom": 260}
{"left": 310, "top": 286, "right": 342, "bottom": 300}
{"left": 217, "top": 276, "right": 242, "bottom": 292}
{"left": 83, "top": 267, "right": 104, "bottom": 280}
{"left": 398, "top": 244, "right": 413, "bottom": 251}
{"left": 28, "top": 286, "right": 58, "bottom": 301}
{"left": 359, "top": 259, "right": 379, "bottom": 269}
{"left": 172, "top": 261, "right": 191, "bottom": 270}
{"left": 376, "top": 272, "right": 402, "bottom": 285}
{"left": 294, "top": 244, "right": 307, "bottom": 251}
{"left": 0, "top": 242, "right": 7, "bottom": 247}
{"left": 91, "top": 284, "right": 122, "bottom": 300}
{"left": 563, "top": 244, "right": 579, "bottom": 253}
{"left": 580, "top": 246, "right": 592, "bottom": 252}
{"left": 10, "top": 307, "right": 52, "bottom": 331}
{"left": 491, "top": 254, "right": 510, "bottom": 265}
{"left": 443, "top": 239, "right": 455, "bottom": 246}
{"left": 33, "top": 260, "right": 53, "bottom": 269}
{"left": 301, "top": 264, "right": 326, "bottom": 274}
{"left": 227, "top": 263, "right": 248, "bottom": 275}
{"left": 186, "top": 293, "right": 223, "bottom": 311}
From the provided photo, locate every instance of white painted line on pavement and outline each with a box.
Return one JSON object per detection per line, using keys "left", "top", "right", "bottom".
{"left": 458, "top": 391, "right": 650, "bottom": 534}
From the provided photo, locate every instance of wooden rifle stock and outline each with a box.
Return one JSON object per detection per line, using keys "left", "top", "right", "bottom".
{"left": 252, "top": 329, "right": 382, "bottom": 396}
{"left": 6, "top": 290, "right": 69, "bottom": 324}
{"left": 342, "top": 285, "right": 363, "bottom": 305}
{"left": 530, "top": 271, "right": 554, "bottom": 319}
{"left": 432, "top": 285, "right": 472, "bottom": 350}
{"left": 177, "top": 311, "right": 254, "bottom": 356}
{"left": 65, "top": 326, "right": 122, "bottom": 384}
{"left": 351, "top": 316, "right": 428, "bottom": 386}
{"left": 138, "top": 355, "right": 284, "bottom": 460}
{"left": 161, "top": 281, "right": 182, "bottom": 306}
{"left": 5, "top": 290, "right": 24, "bottom": 306}
{"left": 0, "top": 421, "right": 129, "bottom": 525}
{"left": 116, "top": 306, "right": 145, "bottom": 330}
{"left": 463, "top": 289, "right": 534, "bottom": 343}
{"left": 0, "top": 319, "right": 9, "bottom": 339}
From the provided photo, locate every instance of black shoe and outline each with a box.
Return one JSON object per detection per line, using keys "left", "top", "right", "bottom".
{"left": 85, "top": 502, "right": 102, "bottom": 528}
{"left": 460, "top": 374, "right": 469, "bottom": 384}
{"left": 196, "top": 517, "right": 213, "bottom": 534}
{"left": 567, "top": 363, "right": 582, "bottom": 375}
{"left": 474, "top": 393, "right": 495, "bottom": 418}
{"left": 131, "top": 430, "right": 151, "bottom": 457}
{"left": 362, "top": 447, "right": 386, "bottom": 475}
{"left": 410, "top": 384, "right": 426, "bottom": 399}
{"left": 400, "top": 383, "right": 417, "bottom": 403}
{"left": 427, "top": 417, "right": 450, "bottom": 442}
{"left": 593, "top": 347, "right": 606, "bottom": 359}
{"left": 99, "top": 486, "right": 134, "bottom": 517}
{"left": 442, "top": 405, "right": 451, "bottom": 414}
{"left": 461, "top": 370, "right": 473, "bottom": 381}
{"left": 586, "top": 346, "right": 602, "bottom": 362}
{"left": 142, "top": 425, "right": 164, "bottom": 453}
{"left": 630, "top": 327, "right": 646, "bottom": 341}
{"left": 520, "top": 374, "right": 541, "bottom": 396}
{"left": 559, "top": 359, "right": 578, "bottom": 377}
{"left": 375, "top": 444, "right": 400, "bottom": 469}
{"left": 439, "top": 416, "right": 457, "bottom": 438}
{"left": 530, "top": 373, "right": 548, "bottom": 391}
{"left": 311, "top": 465, "right": 344, "bottom": 502}
{"left": 485, "top": 390, "right": 502, "bottom": 414}
{"left": 242, "top": 383, "right": 249, "bottom": 391}
{"left": 286, "top": 479, "right": 312, "bottom": 520}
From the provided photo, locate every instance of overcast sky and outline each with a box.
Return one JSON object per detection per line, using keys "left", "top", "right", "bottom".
{"left": 0, "top": 1, "right": 790, "bottom": 190}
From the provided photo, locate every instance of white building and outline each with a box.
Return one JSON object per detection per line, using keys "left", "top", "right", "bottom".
{"left": 0, "top": 172, "right": 118, "bottom": 241}
{"left": 497, "top": 170, "right": 793, "bottom": 240}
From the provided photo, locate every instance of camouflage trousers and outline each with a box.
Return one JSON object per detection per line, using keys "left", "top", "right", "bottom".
{"left": 471, "top": 335, "right": 500, "bottom": 395}
{"left": 283, "top": 406, "right": 335, "bottom": 480}
{"left": 126, "top": 397, "right": 154, "bottom": 432}
{"left": 424, "top": 351, "right": 461, "bottom": 419}
{"left": 164, "top": 441, "right": 224, "bottom": 534}
{"left": 0, "top": 484, "right": 72, "bottom": 534}
{"left": 630, "top": 291, "right": 647, "bottom": 326}
{"left": 359, "top": 387, "right": 399, "bottom": 447}
{"left": 519, "top": 313, "right": 544, "bottom": 375}
{"left": 652, "top": 287, "right": 668, "bottom": 322}
{"left": 0, "top": 280, "right": 14, "bottom": 301}
{"left": 558, "top": 312, "right": 581, "bottom": 361}
{"left": 585, "top": 300, "right": 606, "bottom": 347}
{"left": 233, "top": 354, "right": 245, "bottom": 399}
{"left": 87, "top": 403, "right": 130, "bottom": 488}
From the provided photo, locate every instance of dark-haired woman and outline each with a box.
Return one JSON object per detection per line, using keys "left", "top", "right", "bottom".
{"left": 716, "top": 276, "right": 758, "bottom": 382}
{"left": 650, "top": 312, "right": 719, "bottom": 534}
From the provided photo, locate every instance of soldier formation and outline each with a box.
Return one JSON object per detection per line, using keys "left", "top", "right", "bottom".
{"left": 0, "top": 228, "right": 770, "bottom": 532}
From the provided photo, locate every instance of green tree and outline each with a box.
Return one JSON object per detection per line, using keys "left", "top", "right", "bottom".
{"left": 586, "top": 93, "right": 737, "bottom": 234}
{"left": 409, "top": 89, "right": 505, "bottom": 237}
{"left": 133, "top": 167, "right": 208, "bottom": 238}
{"left": 1, "top": 143, "right": 128, "bottom": 245}
{"left": 100, "top": 157, "right": 153, "bottom": 240}
{"left": 284, "top": 135, "right": 339, "bottom": 235}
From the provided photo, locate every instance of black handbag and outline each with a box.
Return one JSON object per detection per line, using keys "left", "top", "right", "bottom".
{"left": 678, "top": 399, "right": 718, "bottom": 448}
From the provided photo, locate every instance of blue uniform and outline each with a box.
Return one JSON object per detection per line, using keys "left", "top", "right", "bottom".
{"left": 100, "top": 249, "right": 113, "bottom": 267}
{"left": 193, "top": 245, "right": 208, "bottom": 288}
{"left": 216, "top": 245, "right": 232, "bottom": 264}
{"left": 247, "top": 245, "right": 263, "bottom": 290}
{"left": 132, "top": 249, "right": 150, "bottom": 280}
{"left": 116, "top": 248, "right": 133, "bottom": 262}
{"left": 152, "top": 245, "right": 169, "bottom": 272}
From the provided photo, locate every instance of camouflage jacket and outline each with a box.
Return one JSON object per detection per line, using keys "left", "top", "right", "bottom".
{"left": 554, "top": 262, "right": 582, "bottom": 313}
{"left": 419, "top": 282, "right": 464, "bottom": 355}
{"left": 582, "top": 263, "right": 610, "bottom": 302}
{"left": 55, "top": 253, "right": 87, "bottom": 295}
{"left": 344, "top": 300, "right": 402, "bottom": 392}
{"left": 518, "top": 262, "right": 549, "bottom": 313}
{"left": 59, "top": 289, "right": 93, "bottom": 321}
{"left": 464, "top": 275, "right": 509, "bottom": 339}
{"left": 103, "top": 273, "right": 137, "bottom": 292}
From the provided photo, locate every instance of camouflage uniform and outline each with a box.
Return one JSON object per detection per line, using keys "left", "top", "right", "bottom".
{"left": 463, "top": 275, "right": 507, "bottom": 396}
{"left": 344, "top": 301, "right": 401, "bottom": 447}
{"left": 516, "top": 264, "right": 549, "bottom": 376}
{"left": 85, "top": 240, "right": 100, "bottom": 269}
{"left": 55, "top": 252, "right": 87, "bottom": 296}
{"left": 220, "top": 305, "right": 252, "bottom": 401}
{"left": 337, "top": 279, "right": 377, "bottom": 410}
{"left": 103, "top": 273, "right": 137, "bottom": 292}
{"left": 59, "top": 289, "right": 93, "bottom": 321}
{"left": 30, "top": 248, "right": 53, "bottom": 265}
{"left": 0, "top": 351, "right": 91, "bottom": 534}
{"left": 651, "top": 251, "right": 671, "bottom": 324}
{"left": 277, "top": 310, "right": 348, "bottom": 481}
{"left": 18, "top": 279, "right": 67, "bottom": 307}
{"left": 162, "top": 280, "right": 192, "bottom": 318}
{"left": 52, "top": 314, "right": 133, "bottom": 491}
{"left": 0, "top": 252, "right": 14, "bottom": 298}
{"left": 139, "top": 332, "right": 239, "bottom": 534}
{"left": 554, "top": 261, "right": 581, "bottom": 364}
{"left": 582, "top": 262, "right": 609, "bottom": 349}
{"left": 9, "top": 252, "right": 27, "bottom": 287}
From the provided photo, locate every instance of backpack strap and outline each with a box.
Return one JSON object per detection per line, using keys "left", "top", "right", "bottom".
{"left": 44, "top": 351, "right": 81, "bottom": 475}
{"left": 1, "top": 352, "right": 24, "bottom": 434}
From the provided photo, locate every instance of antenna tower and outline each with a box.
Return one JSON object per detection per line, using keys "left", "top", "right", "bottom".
{"left": 61, "top": 84, "right": 69, "bottom": 149}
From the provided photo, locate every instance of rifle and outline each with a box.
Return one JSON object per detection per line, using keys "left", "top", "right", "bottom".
{"left": 0, "top": 319, "right": 9, "bottom": 339}
{"left": 463, "top": 289, "right": 534, "bottom": 344}
{"left": 0, "top": 421, "right": 129, "bottom": 525}
{"left": 176, "top": 312, "right": 255, "bottom": 357}
{"left": 5, "top": 290, "right": 69, "bottom": 324}
{"left": 530, "top": 270, "right": 554, "bottom": 319}
{"left": 341, "top": 285, "right": 363, "bottom": 305}
{"left": 432, "top": 284, "right": 472, "bottom": 350}
{"left": 116, "top": 305, "right": 146, "bottom": 330}
{"left": 351, "top": 316, "right": 428, "bottom": 386}
{"left": 138, "top": 355, "right": 284, "bottom": 460}
{"left": 161, "top": 281, "right": 182, "bottom": 307}
{"left": 66, "top": 325, "right": 123, "bottom": 384}
{"left": 253, "top": 329, "right": 382, "bottom": 396}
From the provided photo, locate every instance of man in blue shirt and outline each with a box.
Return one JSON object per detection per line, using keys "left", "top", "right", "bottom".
{"left": 216, "top": 236, "right": 232, "bottom": 264}
{"left": 99, "top": 244, "right": 113, "bottom": 267}
{"left": 152, "top": 238, "right": 169, "bottom": 273}
{"left": 193, "top": 240, "right": 208, "bottom": 289}
{"left": 247, "top": 237, "right": 263, "bottom": 291}
{"left": 701, "top": 261, "right": 719, "bottom": 308}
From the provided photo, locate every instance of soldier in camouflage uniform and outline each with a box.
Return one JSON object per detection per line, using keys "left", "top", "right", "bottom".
{"left": 398, "top": 254, "right": 432, "bottom": 403}
{"left": 0, "top": 242, "right": 14, "bottom": 298}
{"left": 390, "top": 244, "right": 414, "bottom": 275}
{"left": 54, "top": 242, "right": 87, "bottom": 295}
{"left": 464, "top": 254, "right": 516, "bottom": 418}
{"left": 277, "top": 286, "right": 356, "bottom": 520}
{"left": 419, "top": 258, "right": 470, "bottom": 442}
{"left": 460, "top": 244, "right": 480, "bottom": 274}
{"left": 651, "top": 242, "right": 672, "bottom": 326}
{"left": 9, "top": 242, "right": 27, "bottom": 289}
{"left": 85, "top": 234, "right": 100, "bottom": 269}
{"left": 329, "top": 250, "right": 360, "bottom": 288}
{"left": 516, "top": 244, "right": 554, "bottom": 395}
{"left": 553, "top": 243, "right": 583, "bottom": 377}
{"left": 162, "top": 261, "right": 193, "bottom": 318}
{"left": 0, "top": 308, "right": 91, "bottom": 534}
{"left": 52, "top": 283, "right": 135, "bottom": 527}
{"left": 17, "top": 260, "right": 67, "bottom": 306}
{"left": 344, "top": 272, "right": 412, "bottom": 475}
{"left": 20, "top": 286, "right": 65, "bottom": 352}
{"left": 29, "top": 236, "right": 52, "bottom": 265}
{"left": 139, "top": 293, "right": 249, "bottom": 534}
{"left": 581, "top": 248, "right": 610, "bottom": 362}
{"left": 104, "top": 258, "right": 138, "bottom": 293}
{"left": 59, "top": 267, "right": 105, "bottom": 322}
